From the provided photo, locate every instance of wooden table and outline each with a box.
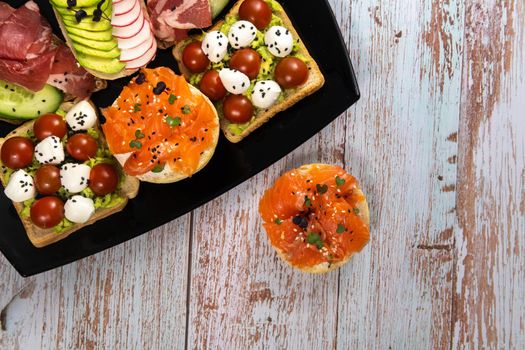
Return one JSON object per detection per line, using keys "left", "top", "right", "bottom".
{"left": 1, "top": 0, "right": 524, "bottom": 348}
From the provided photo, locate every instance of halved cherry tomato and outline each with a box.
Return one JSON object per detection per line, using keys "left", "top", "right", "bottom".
{"left": 66, "top": 133, "right": 98, "bottom": 161}
{"left": 0, "top": 137, "right": 34, "bottom": 169}
{"left": 275, "top": 57, "right": 309, "bottom": 89}
{"left": 34, "top": 165, "right": 61, "bottom": 195}
{"left": 30, "top": 196, "right": 64, "bottom": 229}
{"left": 239, "top": 0, "right": 272, "bottom": 30}
{"left": 89, "top": 163, "right": 119, "bottom": 196}
{"left": 33, "top": 113, "right": 67, "bottom": 141}
{"left": 182, "top": 41, "right": 210, "bottom": 73}
{"left": 230, "top": 48, "right": 262, "bottom": 80}
{"left": 199, "top": 70, "right": 227, "bottom": 101}
{"left": 223, "top": 95, "right": 254, "bottom": 123}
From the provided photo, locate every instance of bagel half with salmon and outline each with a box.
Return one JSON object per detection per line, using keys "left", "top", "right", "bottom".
{"left": 50, "top": 0, "right": 157, "bottom": 80}
{"left": 259, "top": 164, "right": 370, "bottom": 273}
{"left": 101, "top": 67, "right": 220, "bottom": 184}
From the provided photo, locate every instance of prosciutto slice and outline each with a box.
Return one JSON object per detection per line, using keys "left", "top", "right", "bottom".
{"left": 0, "top": 1, "right": 96, "bottom": 98}
{"left": 147, "top": 0, "right": 212, "bottom": 43}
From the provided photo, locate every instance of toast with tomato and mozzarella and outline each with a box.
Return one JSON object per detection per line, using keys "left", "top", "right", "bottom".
{"left": 173, "top": 0, "right": 325, "bottom": 143}
{"left": 0, "top": 101, "right": 139, "bottom": 248}
{"left": 49, "top": 0, "right": 157, "bottom": 80}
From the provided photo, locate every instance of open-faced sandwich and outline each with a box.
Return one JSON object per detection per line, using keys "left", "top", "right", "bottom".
{"left": 0, "top": 1, "right": 104, "bottom": 124}
{"left": 0, "top": 100, "right": 139, "bottom": 247}
{"left": 259, "top": 164, "right": 370, "bottom": 273}
{"left": 173, "top": 0, "right": 325, "bottom": 143}
{"left": 101, "top": 67, "right": 220, "bottom": 183}
{"left": 49, "top": 0, "right": 157, "bottom": 79}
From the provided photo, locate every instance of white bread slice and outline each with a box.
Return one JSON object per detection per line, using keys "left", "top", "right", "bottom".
{"left": 173, "top": 0, "right": 325, "bottom": 143}
{"left": 108, "top": 85, "right": 220, "bottom": 184}
{"left": 0, "top": 103, "right": 140, "bottom": 248}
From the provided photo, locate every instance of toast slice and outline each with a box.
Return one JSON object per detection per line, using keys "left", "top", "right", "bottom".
{"left": 173, "top": 0, "right": 325, "bottom": 143}
{"left": 0, "top": 104, "right": 140, "bottom": 248}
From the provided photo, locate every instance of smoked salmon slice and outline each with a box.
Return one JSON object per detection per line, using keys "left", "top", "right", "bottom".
{"left": 259, "top": 164, "right": 370, "bottom": 273}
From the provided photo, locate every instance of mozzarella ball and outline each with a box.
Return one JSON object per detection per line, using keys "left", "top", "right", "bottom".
{"left": 252, "top": 80, "right": 282, "bottom": 109}
{"left": 60, "top": 163, "right": 91, "bottom": 194}
{"left": 228, "top": 20, "right": 257, "bottom": 49}
{"left": 64, "top": 195, "right": 95, "bottom": 224}
{"left": 4, "top": 169, "right": 36, "bottom": 203}
{"left": 35, "top": 136, "right": 65, "bottom": 165}
{"left": 66, "top": 100, "right": 98, "bottom": 131}
{"left": 202, "top": 31, "right": 229, "bottom": 63}
{"left": 219, "top": 68, "right": 251, "bottom": 95}
{"left": 264, "top": 26, "right": 294, "bottom": 57}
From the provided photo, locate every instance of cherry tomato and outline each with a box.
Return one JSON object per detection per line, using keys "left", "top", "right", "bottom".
{"left": 89, "top": 163, "right": 119, "bottom": 196}
{"left": 182, "top": 41, "right": 210, "bottom": 73}
{"left": 34, "top": 165, "right": 61, "bottom": 195}
{"left": 66, "top": 133, "right": 98, "bottom": 161}
{"left": 239, "top": 0, "right": 272, "bottom": 30}
{"left": 229, "top": 49, "right": 262, "bottom": 80}
{"left": 275, "top": 57, "right": 309, "bottom": 89}
{"left": 199, "top": 70, "right": 227, "bottom": 101}
{"left": 30, "top": 196, "right": 64, "bottom": 229}
{"left": 33, "top": 113, "right": 67, "bottom": 141}
{"left": 223, "top": 95, "right": 254, "bottom": 123}
{"left": 0, "top": 137, "right": 34, "bottom": 169}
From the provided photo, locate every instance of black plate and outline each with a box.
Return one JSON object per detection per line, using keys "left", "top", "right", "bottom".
{"left": 0, "top": 0, "right": 359, "bottom": 276}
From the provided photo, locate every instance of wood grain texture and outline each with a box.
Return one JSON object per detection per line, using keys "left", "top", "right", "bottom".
{"left": 0, "top": 0, "right": 524, "bottom": 349}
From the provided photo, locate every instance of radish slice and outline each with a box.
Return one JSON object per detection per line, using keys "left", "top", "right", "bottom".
{"left": 117, "top": 19, "right": 152, "bottom": 50}
{"left": 125, "top": 39, "right": 157, "bottom": 69}
{"left": 113, "top": 0, "right": 136, "bottom": 16}
{"left": 113, "top": 9, "right": 144, "bottom": 38}
{"left": 112, "top": 0, "right": 141, "bottom": 27}
{"left": 120, "top": 35, "right": 154, "bottom": 61}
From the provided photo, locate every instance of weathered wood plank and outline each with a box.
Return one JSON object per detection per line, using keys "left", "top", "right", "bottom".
{"left": 0, "top": 218, "right": 191, "bottom": 350}
{"left": 454, "top": 0, "right": 525, "bottom": 348}
{"left": 336, "top": 0, "right": 463, "bottom": 348}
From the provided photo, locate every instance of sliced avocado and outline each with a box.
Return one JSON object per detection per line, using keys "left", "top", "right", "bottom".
{"left": 72, "top": 42, "right": 121, "bottom": 58}
{"left": 76, "top": 53, "right": 126, "bottom": 74}
{"left": 68, "top": 33, "right": 117, "bottom": 51}
{"left": 50, "top": 0, "right": 101, "bottom": 8}
{"left": 211, "top": 0, "right": 230, "bottom": 19}
{"left": 62, "top": 17, "right": 112, "bottom": 31}
{"left": 54, "top": 0, "right": 109, "bottom": 16}
{"left": 66, "top": 26, "right": 114, "bottom": 41}
{"left": 0, "top": 81, "right": 63, "bottom": 120}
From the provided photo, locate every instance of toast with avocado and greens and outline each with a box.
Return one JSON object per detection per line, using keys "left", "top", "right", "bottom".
{"left": 173, "top": 0, "right": 324, "bottom": 143}
{"left": 0, "top": 101, "right": 140, "bottom": 248}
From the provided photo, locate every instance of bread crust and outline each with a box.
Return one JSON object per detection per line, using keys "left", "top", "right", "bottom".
{"left": 108, "top": 85, "right": 220, "bottom": 184}
{"left": 267, "top": 164, "right": 370, "bottom": 274}
{"left": 0, "top": 103, "right": 140, "bottom": 248}
{"left": 173, "top": 0, "right": 325, "bottom": 143}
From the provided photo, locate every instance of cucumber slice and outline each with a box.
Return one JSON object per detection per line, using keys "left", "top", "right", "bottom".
{"left": 0, "top": 81, "right": 63, "bottom": 120}
{"left": 211, "top": 0, "right": 230, "bottom": 19}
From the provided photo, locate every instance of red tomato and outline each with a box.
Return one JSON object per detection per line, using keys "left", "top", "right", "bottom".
{"left": 66, "top": 133, "right": 98, "bottom": 161}
{"left": 223, "top": 95, "right": 254, "bottom": 123}
{"left": 239, "top": 0, "right": 272, "bottom": 30}
{"left": 182, "top": 41, "right": 210, "bottom": 73}
{"left": 30, "top": 196, "right": 64, "bottom": 229}
{"left": 229, "top": 49, "right": 262, "bottom": 80}
{"left": 199, "top": 70, "right": 227, "bottom": 101}
{"left": 34, "top": 165, "right": 61, "bottom": 195}
{"left": 0, "top": 137, "right": 34, "bottom": 169}
{"left": 33, "top": 113, "right": 67, "bottom": 141}
{"left": 89, "top": 163, "right": 119, "bottom": 196}
{"left": 275, "top": 57, "right": 309, "bottom": 89}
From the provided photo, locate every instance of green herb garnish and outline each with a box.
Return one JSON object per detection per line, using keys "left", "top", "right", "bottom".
{"left": 306, "top": 232, "right": 323, "bottom": 249}
{"left": 316, "top": 184, "right": 328, "bottom": 194}
{"left": 304, "top": 196, "right": 312, "bottom": 208}
{"left": 135, "top": 129, "right": 145, "bottom": 139}
{"left": 133, "top": 103, "right": 141, "bottom": 112}
{"left": 336, "top": 175, "right": 345, "bottom": 187}
{"left": 181, "top": 105, "right": 191, "bottom": 114}
{"left": 353, "top": 208, "right": 360, "bottom": 215}
{"left": 129, "top": 140, "right": 142, "bottom": 149}
{"left": 274, "top": 218, "right": 283, "bottom": 225}
{"left": 152, "top": 164, "right": 165, "bottom": 173}
{"left": 168, "top": 94, "right": 178, "bottom": 104}
{"left": 166, "top": 116, "right": 181, "bottom": 127}
{"left": 336, "top": 224, "right": 345, "bottom": 234}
